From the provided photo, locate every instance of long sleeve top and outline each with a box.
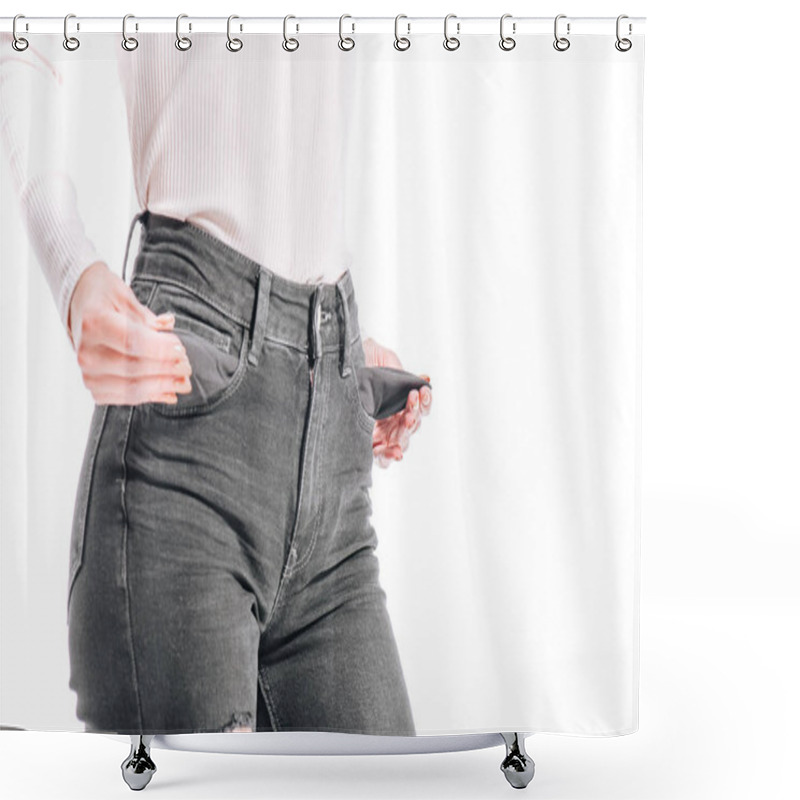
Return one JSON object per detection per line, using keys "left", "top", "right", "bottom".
{"left": 0, "top": 32, "right": 359, "bottom": 346}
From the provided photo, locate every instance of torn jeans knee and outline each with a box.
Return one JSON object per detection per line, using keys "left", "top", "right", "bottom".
{"left": 220, "top": 711, "right": 254, "bottom": 732}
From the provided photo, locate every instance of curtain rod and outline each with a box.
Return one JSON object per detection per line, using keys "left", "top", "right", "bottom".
{"left": 2, "top": 16, "right": 646, "bottom": 37}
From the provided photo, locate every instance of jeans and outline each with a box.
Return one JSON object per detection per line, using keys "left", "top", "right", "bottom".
{"left": 66, "top": 210, "right": 416, "bottom": 736}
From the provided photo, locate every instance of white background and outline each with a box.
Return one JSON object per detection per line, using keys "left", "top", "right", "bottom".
{"left": 1, "top": 1, "right": 798, "bottom": 799}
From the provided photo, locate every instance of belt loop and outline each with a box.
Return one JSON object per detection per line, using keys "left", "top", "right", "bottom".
{"left": 121, "top": 209, "right": 147, "bottom": 285}
{"left": 248, "top": 268, "right": 272, "bottom": 367}
{"left": 309, "top": 285, "right": 322, "bottom": 367}
{"left": 335, "top": 282, "right": 352, "bottom": 378}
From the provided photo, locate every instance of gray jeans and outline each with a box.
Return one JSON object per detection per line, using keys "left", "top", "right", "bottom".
{"left": 66, "top": 210, "right": 415, "bottom": 736}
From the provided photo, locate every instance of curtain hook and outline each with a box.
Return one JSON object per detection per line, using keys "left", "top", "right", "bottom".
{"left": 615, "top": 14, "right": 632, "bottom": 52}
{"left": 12, "top": 14, "right": 29, "bottom": 51}
{"left": 283, "top": 15, "right": 299, "bottom": 52}
{"left": 338, "top": 14, "right": 355, "bottom": 51}
{"left": 227, "top": 15, "right": 243, "bottom": 52}
{"left": 499, "top": 13, "right": 516, "bottom": 51}
{"left": 63, "top": 13, "right": 80, "bottom": 51}
{"left": 122, "top": 14, "right": 139, "bottom": 51}
{"left": 553, "top": 14, "right": 570, "bottom": 52}
{"left": 175, "top": 13, "right": 192, "bottom": 51}
{"left": 443, "top": 13, "right": 460, "bottom": 51}
{"left": 394, "top": 14, "right": 411, "bottom": 51}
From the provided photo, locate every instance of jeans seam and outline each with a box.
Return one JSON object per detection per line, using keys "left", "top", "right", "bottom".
{"left": 129, "top": 278, "right": 159, "bottom": 311}
{"left": 258, "top": 668, "right": 281, "bottom": 731}
{"left": 67, "top": 404, "right": 110, "bottom": 622}
{"left": 138, "top": 276, "right": 250, "bottom": 327}
{"left": 347, "top": 368, "right": 378, "bottom": 435}
{"left": 168, "top": 214, "right": 267, "bottom": 280}
{"left": 120, "top": 406, "right": 144, "bottom": 730}
{"left": 354, "top": 408, "right": 377, "bottom": 435}
{"left": 287, "top": 503, "right": 323, "bottom": 576}
{"left": 264, "top": 333, "right": 361, "bottom": 355}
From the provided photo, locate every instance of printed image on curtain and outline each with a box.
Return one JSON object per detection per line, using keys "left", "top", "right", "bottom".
{"left": 0, "top": 26, "right": 643, "bottom": 740}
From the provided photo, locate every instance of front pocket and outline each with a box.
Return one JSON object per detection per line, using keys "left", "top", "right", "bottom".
{"left": 345, "top": 336, "right": 378, "bottom": 434}
{"left": 138, "top": 281, "right": 250, "bottom": 418}
{"left": 350, "top": 371, "right": 378, "bottom": 433}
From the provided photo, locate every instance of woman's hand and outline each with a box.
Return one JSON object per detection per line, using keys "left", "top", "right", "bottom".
{"left": 68, "top": 260, "right": 193, "bottom": 406}
{"left": 362, "top": 337, "right": 432, "bottom": 469}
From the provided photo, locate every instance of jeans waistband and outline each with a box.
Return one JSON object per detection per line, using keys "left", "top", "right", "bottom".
{"left": 123, "top": 209, "right": 359, "bottom": 377}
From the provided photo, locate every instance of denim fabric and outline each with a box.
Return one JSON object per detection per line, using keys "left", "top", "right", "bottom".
{"left": 66, "top": 210, "right": 415, "bottom": 736}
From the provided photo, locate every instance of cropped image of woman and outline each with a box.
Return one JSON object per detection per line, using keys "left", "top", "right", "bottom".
{"left": 0, "top": 30, "right": 432, "bottom": 736}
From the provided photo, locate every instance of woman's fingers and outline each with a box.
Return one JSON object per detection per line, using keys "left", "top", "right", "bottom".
{"left": 69, "top": 263, "right": 197, "bottom": 405}
{"left": 419, "top": 385, "right": 432, "bottom": 414}
{"left": 402, "top": 391, "right": 424, "bottom": 433}
{"left": 373, "top": 417, "right": 412, "bottom": 462}
{"left": 85, "top": 307, "right": 186, "bottom": 362}
{"left": 75, "top": 308, "right": 194, "bottom": 405}
{"left": 84, "top": 372, "right": 192, "bottom": 406}
{"left": 371, "top": 384, "right": 434, "bottom": 465}
{"left": 119, "top": 280, "right": 176, "bottom": 331}
{"left": 373, "top": 441, "right": 403, "bottom": 469}
{"left": 79, "top": 341, "right": 192, "bottom": 381}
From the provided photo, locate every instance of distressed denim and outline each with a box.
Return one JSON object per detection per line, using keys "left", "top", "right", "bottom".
{"left": 66, "top": 210, "right": 416, "bottom": 736}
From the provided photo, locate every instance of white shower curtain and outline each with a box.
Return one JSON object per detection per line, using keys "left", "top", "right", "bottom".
{"left": 0, "top": 21, "right": 644, "bottom": 736}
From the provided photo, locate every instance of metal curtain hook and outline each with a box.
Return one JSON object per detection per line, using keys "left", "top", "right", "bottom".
{"left": 122, "top": 14, "right": 138, "bottom": 51}
{"left": 12, "top": 14, "right": 29, "bottom": 51}
{"left": 615, "top": 14, "right": 632, "bottom": 51}
{"left": 443, "top": 13, "right": 460, "bottom": 51}
{"left": 394, "top": 14, "right": 411, "bottom": 51}
{"left": 499, "top": 13, "right": 516, "bottom": 51}
{"left": 63, "top": 13, "right": 80, "bottom": 51}
{"left": 339, "top": 14, "right": 355, "bottom": 51}
{"left": 553, "top": 14, "right": 570, "bottom": 51}
{"left": 175, "top": 13, "right": 192, "bottom": 50}
{"left": 227, "top": 15, "right": 243, "bottom": 51}
{"left": 283, "top": 15, "right": 299, "bottom": 51}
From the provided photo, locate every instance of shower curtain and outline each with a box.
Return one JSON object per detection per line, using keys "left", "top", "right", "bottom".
{"left": 0, "top": 17, "right": 644, "bottom": 738}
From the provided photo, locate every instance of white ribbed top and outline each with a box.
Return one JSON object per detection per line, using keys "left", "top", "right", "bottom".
{"left": 0, "top": 32, "right": 357, "bottom": 343}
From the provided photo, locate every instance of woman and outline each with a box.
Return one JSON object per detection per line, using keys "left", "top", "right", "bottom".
{"left": 1, "top": 30, "right": 432, "bottom": 736}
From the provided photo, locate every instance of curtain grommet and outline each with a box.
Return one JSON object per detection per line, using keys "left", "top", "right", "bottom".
{"left": 338, "top": 14, "right": 355, "bottom": 51}
{"left": 553, "top": 14, "right": 570, "bottom": 51}
{"left": 499, "top": 14, "right": 516, "bottom": 51}
{"left": 443, "top": 13, "right": 460, "bottom": 51}
{"left": 12, "top": 14, "right": 29, "bottom": 51}
{"left": 283, "top": 15, "right": 299, "bottom": 52}
{"left": 226, "top": 15, "right": 243, "bottom": 52}
{"left": 121, "top": 14, "right": 138, "bottom": 51}
{"left": 63, "top": 13, "right": 80, "bottom": 51}
{"left": 175, "top": 13, "right": 192, "bottom": 51}
{"left": 394, "top": 14, "right": 411, "bottom": 51}
{"left": 615, "top": 15, "right": 633, "bottom": 51}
